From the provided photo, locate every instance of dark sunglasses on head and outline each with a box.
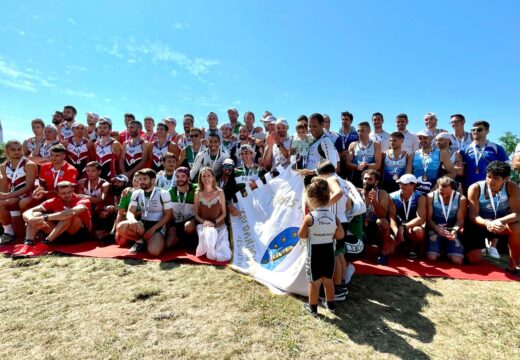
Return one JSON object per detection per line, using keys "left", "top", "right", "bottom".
{"left": 471, "top": 128, "right": 484, "bottom": 132}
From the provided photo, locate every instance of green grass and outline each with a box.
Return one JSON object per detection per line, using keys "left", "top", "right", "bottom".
{"left": 0, "top": 255, "right": 518, "bottom": 359}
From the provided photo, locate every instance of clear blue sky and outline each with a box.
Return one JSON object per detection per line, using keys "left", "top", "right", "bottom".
{"left": 1, "top": 0, "right": 519, "bottom": 143}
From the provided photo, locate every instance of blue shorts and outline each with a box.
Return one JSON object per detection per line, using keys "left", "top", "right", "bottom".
{"left": 427, "top": 230, "right": 464, "bottom": 258}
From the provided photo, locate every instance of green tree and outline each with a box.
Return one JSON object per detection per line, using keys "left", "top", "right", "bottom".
{"left": 498, "top": 131, "right": 519, "bottom": 155}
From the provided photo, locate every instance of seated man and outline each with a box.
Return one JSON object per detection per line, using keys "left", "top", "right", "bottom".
{"left": 13, "top": 181, "right": 92, "bottom": 258}
{"left": 426, "top": 176, "right": 466, "bottom": 264}
{"left": 116, "top": 169, "right": 173, "bottom": 256}
{"left": 102, "top": 174, "right": 132, "bottom": 244}
{"left": 465, "top": 161, "right": 520, "bottom": 274}
{"left": 389, "top": 174, "right": 427, "bottom": 259}
{"left": 358, "top": 169, "right": 393, "bottom": 265}
{"left": 19, "top": 144, "right": 78, "bottom": 211}
{"left": 0, "top": 140, "right": 37, "bottom": 243}
{"left": 166, "top": 167, "right": 198, "bottom": 249}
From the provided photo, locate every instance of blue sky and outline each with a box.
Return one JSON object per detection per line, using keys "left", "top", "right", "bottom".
{"left": 1, "top": 1, "right": 519, "bottom": 143}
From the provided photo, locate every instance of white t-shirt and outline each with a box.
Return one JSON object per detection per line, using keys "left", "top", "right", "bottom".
{"left": 155, "top": 171, "right": 177, "bottom": 190}
{"left": 369, "top": 130, "right": 391, "bottom": 152}
{"left": 130, "top": 188, "right": 172, "bottom": 221}
{"left": 305, "top": 134, "right": 340, "bottom": 170}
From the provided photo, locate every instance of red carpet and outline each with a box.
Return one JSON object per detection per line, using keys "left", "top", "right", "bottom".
{"left": 353, "top": 246, "right": 519, "bottom": 282}
{"left": 0, "top": 242, "right": 228, "bottom": 266}
{"left": 1, "top": 242, "right": 518, "bottom": 281}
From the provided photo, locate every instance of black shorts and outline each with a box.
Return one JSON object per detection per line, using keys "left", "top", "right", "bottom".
{"left": 463, "top": 220, "right": 509, "bottom": 252}
{"left": 305, "top": 242, "right": 335, "bottom": 281}
{"left": 172, "top": 221, "right": 198, "bottom": 250}
{"left": 54, "top": 226, "right": 90, "bottom": 244}
{"left": 140, "top": 220, "right": 165, "bottom": 236}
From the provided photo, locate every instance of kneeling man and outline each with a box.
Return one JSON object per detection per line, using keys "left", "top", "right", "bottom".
{"left": 14, "top": 181, "right": 92, "bottom": 258}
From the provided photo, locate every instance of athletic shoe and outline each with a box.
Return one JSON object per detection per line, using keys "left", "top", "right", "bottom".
{"left": 129, "top": 241, "right": 146, "bottom": 254}
{"left": 487, "top": 247, "right": 500, "bottom": 259}
{"left": 344, "top": 263, "right": 356, "bottom": 284}
{"left": 407, "top": 251, "right": 418, "bottom": 260}
{"left": 26, "top": 242, "right": 50, "bottom": 257}
{"left": 505, "top": 268, "right": 520, "bottom": 277}
{"left": 377, "top": 254, "right": 389, "bottom": 265}
{"left": 12, "top": 244, "right": 34, "bottom": 258}
{"left": 334, "top": 287, "right": 347, "bottom": 301}
{"left": 0, "top": 233, "right": 16, "bottom": 245}
{"left": 303, "top": 303, "right": 318, "bottom": 317}
{"left": 321, "top": 299, "right": 336, "bottom": 313}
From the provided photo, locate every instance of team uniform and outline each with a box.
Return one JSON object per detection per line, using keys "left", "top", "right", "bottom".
{"left": 328, "top": 174, "right": 351, "bottom": 256}
{"left": 5, "top": 157, "right": 29, "bottom": 196}
{"left": 460, "top": 142, "right": 508, "bottom": 190}
{"left": 183, "top": 144, "right": 205, "bottom": 169}
{"left": 65, "top": 138, "right": 90, "bottom": 178}
{"left": 39, "top": 140, "right": 60, "bottom": 160}
{"left": 412, "top": 149, "right": 441, "bottom": 195}
{"left": 26, "top": 137, "right": 39, "bottom": 155}
{"left": 129, "top": 188, "right": 173, "bottom": 235}
{"left": 306, "top": 134, "right": 340, "bottom": 170}
{"left": 449, "top": 132, "right": 472, "bottom": 152}
{"left": 150, "top": 139, "right": 171, "bottom": 172}
{"left": 229, "top": 142, "right": 261, "bottom": 167}
{"left": 38, "top": 162, "right": 78, "bottom": 193}
{"left": 41, "top": 194, "right": 92, "bottom": 242}
{"left": 190, "top": 148, "right": 229, "bottom": 181}
{"left": 123, "top": 139, "right": 145, "bottom": 173}
{"left": 463, "top": 181, "right": 511, "bottom": 253}
{"left": 351, "top": 141, "right": 376, "bottom": 187}
{"left": 82, "top": 178, "right": 108, "bottom": 198}
{"left": 144, "top": 132, "right": 158, "bottom": 142}
{"left": 390, "top": 190, "right": 422, "bottom": 227}
{"left": 305, "top": 207, "right": 337, "bottom": 281}
{"left": 169, "top": 184, "right": 197, "bottom": 248}
{"left": 95, "top": 138, "right": 118, "bottom": 180}
{"left": 155, "top": 171, "right": 177, "bottom": 190}
{"left": 382, "top": 150, "right": 409, "bottom": 193}
{"left": 271, "top": 137, "right": 292, "bottom": 168}
{"left": 87, "top": 127, "right": 98, "bottom": 142}
{"left": 60, "top": 123, "right": 74, "bottom": 141}
{"left": 427, "top": 191, "right": 464, "bottom": 258}
{"left": 234, "top": 165, "right": 266, "bottom": 192}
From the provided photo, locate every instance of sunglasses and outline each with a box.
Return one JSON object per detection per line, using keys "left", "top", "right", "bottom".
{"left": 190, "top": 134, "right": 200, "bottom": 138}
{"left": 223, "top": 165, "right": 234, "bottom": 169}
{"left": 471, "top": 128, "right": 484, "bottom": 133}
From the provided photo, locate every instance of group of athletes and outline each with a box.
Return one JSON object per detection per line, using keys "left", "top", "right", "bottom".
{"left": 0, "top": 106, "right": 519, "bottom": 313}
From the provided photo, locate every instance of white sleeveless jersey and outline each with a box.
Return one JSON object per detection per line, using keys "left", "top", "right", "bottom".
{"left": 305, "top": 134, "right": 339, "bottom": 170}
{"left": 155, "top": 171, "right": 177, "bottom": 190}
{"left": 308, "top": 207, "right": 337, "bottom": 245}
{"left": 328, "top": 174, "right": 349, "bottom": 223}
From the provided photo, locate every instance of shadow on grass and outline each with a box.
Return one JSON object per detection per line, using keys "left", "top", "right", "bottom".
{"left": 123, "top": 258, "right": 147, "bottom": 266}
{"left": 159, "top": 261, "right": 181, "bottom": 271}
{"left": 327, "top": 275, "right": 440, "bottom": 360}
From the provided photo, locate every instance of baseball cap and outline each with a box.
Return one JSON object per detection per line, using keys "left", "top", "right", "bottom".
{"left": 416, "top": 129, "right": 434, "bottom": 138}
{"left": 261, "top": 115, "right": 276, "bottom": 124}
{"left": 113, "top": 174, "right": 129, "bottom": 183}
{"left": 85, "top": 112, "right": 99, "bottom": 119}
{"left": 71, "top": 122, "right": 84, "bottom": 129}
{"left": 223, "top": 158, "right": 235, "bottom": 166}
{"left": 396, "top": 174, "right": 418, "bottom": 184}
{"left": 435, "top": 132, "right": 451, "bottom": 141}
{"left": 275, "top": 118, "right": 288, "bottom": 127}
{"left": 227, "top": 107, "right": 239, "bottom": 114}
{"left": 163, "top": 117, "right": 176, "bottom": 124}
{"left": 99, "top": 116, "right": 112, "bottom": 125}
{"left": 220, "top": 123, "right": 232, "bottom": 130}
{"left": 240, "top": 144, "right": 254, "bottom": 153}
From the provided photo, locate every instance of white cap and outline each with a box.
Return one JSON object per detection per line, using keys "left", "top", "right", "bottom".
{"left": 275, "top": 118, "right": 288, "bottom": 128}
{"left": 435, "top": 132, "right": 451, "bottom": 141}
{"left": 100, "top": 117, "right": 112, "bottom": 125}
{"left": 220, "top": 123, "right": 232, "bottom": 130}
{"left": 163, "top": 117, "right": 176, "bottom": 124}
{"left": 223, "top": 158, "right": 235, "bottom": 166}
{"left": 85, "top": 112, "right": 99, "bottom": 119}
{"left": 239, "top": 144, "right": 254, "bottom": 153}
{"left": 71, "top": 122, "right": 84, "bottom": 129}
{"left": 396, "top": 174, "right": 418, "bottom": 184}
{"left": 227, "top": 107, "right": 239, "bottom": 114}
{"left": 113, "top": 174, "right": 129, "bottom": 183}
{"left": 261, "top": 115, "right": 276, "bottom": 124}
{"left": 416, "top": 129, "right": 434, "bottom": 138}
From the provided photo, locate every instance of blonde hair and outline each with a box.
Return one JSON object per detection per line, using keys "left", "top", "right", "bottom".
{"left": 197, "top": 167, "right": 220, "bottom": 192}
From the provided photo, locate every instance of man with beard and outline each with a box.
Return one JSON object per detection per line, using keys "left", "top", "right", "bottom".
{"left": 435, "top": 132, "right": 464, "bottom": 178}
{"left": 203, "top": 112, "right": 222, "bottom": 142}
{"left": 345, "top": 122, "right": 382, "bottom": 188}
{"left": 23, "top": 119, "right": 45, "bottom": 156}
{"left": 422, "top": 112, "right": 447, "bottom": 139}
{"left": 358, "top": 169, "right": 393, "bottom": 265}
{"left": 95, "top": 118, "right": 123, "bottom": 180}
{"left": 51, "top": 111, "right": 64, "bottom": 127}
{"left": 261, "top": 115, "right": 276, "bottom": 136}
{"left": 148, "top": 122, "right": 179, "bottom": 172}
{"left": 156, "top": 152, "right": 177, "bottom": 190}
{"left": 177, "top": 114, "right": 194, "bottom": 149}
{"left": 13, "top": 181, "right": 92, "bottom": 258}
{"left": 190, "top": 133, "right": 229, "bottom": 181}
{"left": 64, "top": 122, "right": 95, "bottom": 180}
{"left": 20, "top": 144, "right": 78, "bottom": 212}
{"left": 336, "top": 111, "right": 358, "bottom": 178}
{"left": 369, "top": 112, "right": 391, "bottom": 152}
{"left": 301, "top": 113, "right": 340, "bottom": 181}
{"left": 119, "top": 113, "right": 146, "bottom": 143}
{"left": 395, "top": 113, "right": 420, "bottom": 154}
{"left": 244, "top": 111, "right": 265, "bottom": 140}
{"left": 166, "top": 167, "right": 198, "bottom": 249}
{"left": 219, "top": 123, "right": 236, "bottom": 153}
{"left": 120, "top": 120, "right": 150, "bottom": 180}
{"left": 29, "top": 125, "right": 60, "bottom": 165}
{"left": 116, "top": 169, "right": 173, "bottom": 256}
{"left": 0, "top": 140, "right": 37, "bottom": 243}
{"left": 229, "top": 126, "right": 261, "bottom": 167}
{"left": 84, "top": 112, "right": 99, "bottom": 142}
{"left": 389, "top": 174, "right": 427, "bottom": 259}
{"left": 412, "top": 130, "right": 455, "bottom": 195}
{"left": 262, "top": 118, "right": 291, "bottom": 170}
{"left": 465, "top": 161, "right": 520, "bottom": 273}
{"left": 227, "top": 107, "right": 243, "bottom": 135}
{"left": 382, "top": 132, "right": 413, "bottom": 193}
{"left": 143, "top": 116, "right": 157, "bottom": 142}
{"left": 58, "top": 105, "right": 77, "bottom": 141}
{"left": 218, "top": 158, "right": 239, "bottom": 216}
{"left": 459, "top": 120, "right": 508, "bottom": 192}
{"left": 100, "top": 174, "right": 130, "bottom": 244}
{"left": 178, "top": 127, "right": 205, "bottom": 169}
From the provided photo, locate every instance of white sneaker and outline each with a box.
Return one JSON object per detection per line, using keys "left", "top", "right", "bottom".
{"left": 488, "top": 246, "right": 500, "bottom": 259}
{"left": 344, "top": 263, "right": 356, "bottom": 284}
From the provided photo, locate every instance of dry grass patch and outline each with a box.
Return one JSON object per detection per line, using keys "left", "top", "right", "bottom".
{"left": 0, "top": 255, "right": 518, "bottom": 359}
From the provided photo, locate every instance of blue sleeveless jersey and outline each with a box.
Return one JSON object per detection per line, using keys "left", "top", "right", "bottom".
{"left": 390, "top": 190, "right": 422, "bottom": 223}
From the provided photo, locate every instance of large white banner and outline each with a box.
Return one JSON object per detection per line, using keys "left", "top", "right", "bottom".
{"left": 230, "top": 165, "right": 308, "bottom": 296}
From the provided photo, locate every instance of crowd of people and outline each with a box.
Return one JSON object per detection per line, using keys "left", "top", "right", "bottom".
{"left": 0, "top": 106, "right": 519, "bottom": 314}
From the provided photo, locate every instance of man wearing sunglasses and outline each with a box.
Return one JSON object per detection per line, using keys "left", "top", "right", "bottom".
{"left": 460, "top": 121, "right": 508, "bottom": 192}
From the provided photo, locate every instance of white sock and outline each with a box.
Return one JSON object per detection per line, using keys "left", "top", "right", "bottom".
{"left": 3, "top": 224, "right": 14, "bottom": 235}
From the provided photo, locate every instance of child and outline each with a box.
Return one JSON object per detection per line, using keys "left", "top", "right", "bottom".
{"left": 299, "top": 178, "right": 345, "bottom": 316}
{"left": 290, "top": 120, "right": 313, "bottom": 169}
